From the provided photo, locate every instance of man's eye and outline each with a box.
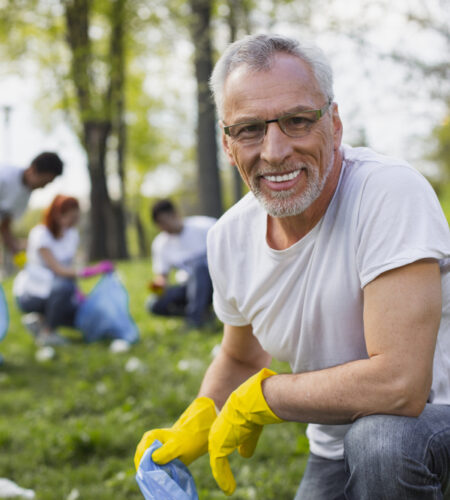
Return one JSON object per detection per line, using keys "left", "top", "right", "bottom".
{"left": 236, "top": 123, "right": 264, "bottom": 136}
{"left": 285, "top": 115, "right": 311, "bottom": 127}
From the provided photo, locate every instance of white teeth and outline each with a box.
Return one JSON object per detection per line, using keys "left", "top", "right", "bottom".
{"left": 264, "top": 170, "right": 300, "bottom": 182}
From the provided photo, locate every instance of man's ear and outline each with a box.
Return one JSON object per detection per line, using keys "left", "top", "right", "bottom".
{"left": 220, "top": 123, "right": 236, "bottom": 166}
{"left": 331, "top": 103, "right": 343, "bottom": 152}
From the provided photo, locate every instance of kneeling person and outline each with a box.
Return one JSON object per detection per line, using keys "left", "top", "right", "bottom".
{"left": 147, "top": 199, "right": 216, "bottom": 329}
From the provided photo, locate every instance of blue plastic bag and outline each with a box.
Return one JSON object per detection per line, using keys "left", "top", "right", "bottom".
{"left": 0, "top": 284, "right": 9, "bottom": 342}
{"left": 74, "top": 273, "right": 139, "bottom": 343}
{"left": 136, "top": 440, "right": 199, "bottom": 500}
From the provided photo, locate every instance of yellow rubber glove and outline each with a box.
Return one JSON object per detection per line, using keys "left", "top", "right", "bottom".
{"left": 13, "top": 251, "right": 26, "bottom": 269}
{"left": 134, "top": 396, "right": 217, "bottom": 470}
{"left": 208, "top": 368, "right": 283, "bottom": 496}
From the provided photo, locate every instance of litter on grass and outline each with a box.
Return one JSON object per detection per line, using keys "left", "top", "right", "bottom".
{"left": 125, "top": 357, "right": 143, "bottom": 373}
{"left": 0, "top": 478, "right": 35, "bottom": 499}
{"left": 35, "top": 346, "right": 56, "bottom": 362}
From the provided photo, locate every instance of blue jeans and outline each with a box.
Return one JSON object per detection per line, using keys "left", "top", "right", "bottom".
{"left": 16, "top": 277, "right": 78, "bottom": 329}
{"left": 295, "top": 404, "right": 450, "bottom": 500}
{"left": 149, "top": 258, "right": 213, "bottom": 327}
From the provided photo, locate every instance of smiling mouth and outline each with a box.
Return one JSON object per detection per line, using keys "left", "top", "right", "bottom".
{"left": 262, "top": 170, "right": 301, "bottom": 183}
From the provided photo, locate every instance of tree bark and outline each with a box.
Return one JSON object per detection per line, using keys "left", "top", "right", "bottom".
{"left": 189, "top": 0, "right": 223, "bottom": 218}
{"left": 64, "top": 0, "right": 129, "bottom": 260}
{"left": 109, "top": 0, "right": 129, "bottom": 259}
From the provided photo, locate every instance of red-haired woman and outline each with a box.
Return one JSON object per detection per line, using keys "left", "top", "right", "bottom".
{"left": 14, "top": 194, "right": 82, "bottom": 346}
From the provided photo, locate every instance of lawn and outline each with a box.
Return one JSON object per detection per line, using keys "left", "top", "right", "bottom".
{"left": 0, "top": 259, "right": 308, "bottom": 500}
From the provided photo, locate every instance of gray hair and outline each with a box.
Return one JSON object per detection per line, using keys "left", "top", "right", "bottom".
{"left": 209, "top": 33, "right": 334, "bottom": 118}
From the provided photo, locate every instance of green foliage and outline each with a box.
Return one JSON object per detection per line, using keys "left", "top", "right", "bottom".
{"left": 430, "top": 115, "right": 450, "bottom": 181}
{"left": 0, "top": 260, "right": 308, "bottom": 499}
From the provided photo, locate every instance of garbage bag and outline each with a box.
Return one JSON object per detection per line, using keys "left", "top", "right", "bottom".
{"left": 74, "top": 273, "right": 139, "bottom": 343}
{"left": 136, "top": 440, "right": 199, "bottom": 500}
{"left": 0, "top": 285, "right": 8, "bottom": 342}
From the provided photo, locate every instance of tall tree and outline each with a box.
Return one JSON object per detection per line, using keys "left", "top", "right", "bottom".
{"left": 188, "top": 0, "right": 223, "bottom": 217}
{"left": 65, "top": 0, "right": 128, "bottom": 260}
{"left": 226, "top": 0, "right": 252, "bottom": 204}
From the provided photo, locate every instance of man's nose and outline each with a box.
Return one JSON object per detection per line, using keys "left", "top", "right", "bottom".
{"left": 260, "top": 122, "right": 293, "bottom": 165}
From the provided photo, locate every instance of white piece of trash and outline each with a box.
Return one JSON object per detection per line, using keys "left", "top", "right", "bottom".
{"left": 0, "top": 478, "right": 35, "bottom": 499}
{"left": 35, "top": 346, "right": 56, "bottom": 362}
{"left": 109, "top": 339, "right": 131, "bottom": 353}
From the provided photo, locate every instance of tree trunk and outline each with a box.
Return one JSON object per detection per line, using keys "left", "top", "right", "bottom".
{"left": 65, "top": 0, "right": 129, "bottom": 260}
{"left": 227, "top": 0, "right": 249, "bottom": 204}
{"left": 189, "top": 0, "right": 223, "bottom": 218}
{"left": 84, "top": 121, "right": 114, "bottom": 260}
{"left": 109, "top": 0, "right": 129, "bottom": 259}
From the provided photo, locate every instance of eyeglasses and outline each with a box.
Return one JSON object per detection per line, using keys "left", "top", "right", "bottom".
{"left": 223, "top": 99, "right": 332, "bottom": 146}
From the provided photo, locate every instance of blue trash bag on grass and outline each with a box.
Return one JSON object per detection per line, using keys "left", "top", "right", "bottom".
{"left": 136, "top": 440, "right": 199, "bottom": 500}
{"left": 0, "top": 284, "right": 9, "bottom": 343}
{"left": 74, "top": 273, "right": 139, "bottom": 343}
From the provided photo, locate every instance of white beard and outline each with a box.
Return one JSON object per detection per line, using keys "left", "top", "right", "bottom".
{"left": 252, "top": 150, "right": 335, "bottom": 218}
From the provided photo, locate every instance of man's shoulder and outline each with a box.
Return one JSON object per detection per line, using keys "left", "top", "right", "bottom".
{"left": 208, "top": 193, "right": 261, "bottom": 247}
{"left": 151, "top": 231, "right": 169, "bottom": 251}
{"left": 0, "top": 165, "right": 24, "bottom": 184}
{"left": 341, "top": 144, "right": 427, "bottom": 191}
{"left": 211, "top": 193, "right": 259, "bottom": 229}
{"left": 184, "top": 215, "right": 217, "bottom": 230}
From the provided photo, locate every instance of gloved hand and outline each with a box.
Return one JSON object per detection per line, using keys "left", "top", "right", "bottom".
{"left": 208, "top": 368, "right": 283, "bottom": 496}
{"left": 79, "top": 260, "right": 114, "bottom": 278}
{"left": 134, "top": 396, "right": 217, "bottom": 470}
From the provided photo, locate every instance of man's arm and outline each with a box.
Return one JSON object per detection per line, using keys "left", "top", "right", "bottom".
{"left": 262, "top": 259, "right": 442, "bottom": 423}
{"left": 198, "top": 323, "right": 272, "bottom": 409}
{"left": 0, "top": 216, "right": 24, "bottom": 253}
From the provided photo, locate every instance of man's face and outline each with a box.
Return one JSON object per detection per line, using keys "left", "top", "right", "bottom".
{"left": 221, "top": 53, "right": 343, "bottom": 218}
{"left": 25, "top": 166, "right": 57, "bottom": 190}
{"left": 155, "top": 212, "right": 182, "bottom": 234}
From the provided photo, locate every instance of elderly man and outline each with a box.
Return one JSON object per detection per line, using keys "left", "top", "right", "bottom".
{"left": 136, "top": 34, "right": 450, "bottom": 499}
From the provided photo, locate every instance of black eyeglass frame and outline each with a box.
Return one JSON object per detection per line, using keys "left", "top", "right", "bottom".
{"left": 223, "top": 99, "right": 333, "bottom": 141}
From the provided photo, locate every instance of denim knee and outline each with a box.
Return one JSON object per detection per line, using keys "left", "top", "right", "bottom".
{"left": 51, "top": 277, "right": 76, "bottom": 297}
{"left": 344, "top": 408, "right": 450, "bottom": 499}
{"left": 345, "top": 414, "right": 403, "bottom": 470}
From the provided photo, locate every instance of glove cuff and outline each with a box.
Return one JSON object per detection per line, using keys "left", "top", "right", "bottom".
{"left": 232, "top": 368, "right": 284, "bottom": 425}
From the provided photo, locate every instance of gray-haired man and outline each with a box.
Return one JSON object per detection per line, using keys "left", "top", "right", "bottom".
{"left": 136, "top": 34, "right": 450, "bottom": 499}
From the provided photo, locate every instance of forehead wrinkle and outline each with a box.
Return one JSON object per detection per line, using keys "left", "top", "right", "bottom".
{"left": 223, "top": 59, "right": 326, "bottom": 125}
{"left": 227, "top": 101, "right": 327, "bottom": 126}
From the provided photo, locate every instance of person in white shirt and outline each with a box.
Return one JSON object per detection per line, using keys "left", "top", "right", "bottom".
{"left": 135, "top": 34, "right": 450, "bottom": 499}
{"left": 147, "top": 199, "right": 216, "bottom": 329}
{"left": 0, "top": 152, "right": 63, "bottom": 255}
{"left": 14, "top": 195, "right": 83, "bottom": 346}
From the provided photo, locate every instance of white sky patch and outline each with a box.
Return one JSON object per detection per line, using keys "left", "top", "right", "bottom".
{"left": 140, "top": 165, "right": 183, "bottom": 198}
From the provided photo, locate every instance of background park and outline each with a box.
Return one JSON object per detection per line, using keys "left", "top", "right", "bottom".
{"left": 0, "top": 0, "right": 449, "bottom": 498}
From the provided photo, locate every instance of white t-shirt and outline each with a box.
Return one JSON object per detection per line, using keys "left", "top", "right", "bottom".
{"left": 13, "top": 224, "right": 79, "bottom": 299}
{"left": 0, "top": 165, "right": 31, "bottom": 220}
{"left": 207, "top": 144, "right": 450, "bottom": 460}
{"left": 152, "top": 216, "right": 216, "bottom": 276}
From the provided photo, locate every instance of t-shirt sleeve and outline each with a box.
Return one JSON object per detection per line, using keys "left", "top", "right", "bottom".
{"left": 356, "top": 165, "right": 450, "bottom": 287}
{"left": 207, "top": 225, "right": 249, "bottom": 326}
{"left": 36, "top": 227, "right": 56, "bottom": 250}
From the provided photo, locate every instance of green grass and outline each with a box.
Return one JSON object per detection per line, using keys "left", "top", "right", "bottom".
{"left": 0, "top": 260, "right": 308, "bottom": 499}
